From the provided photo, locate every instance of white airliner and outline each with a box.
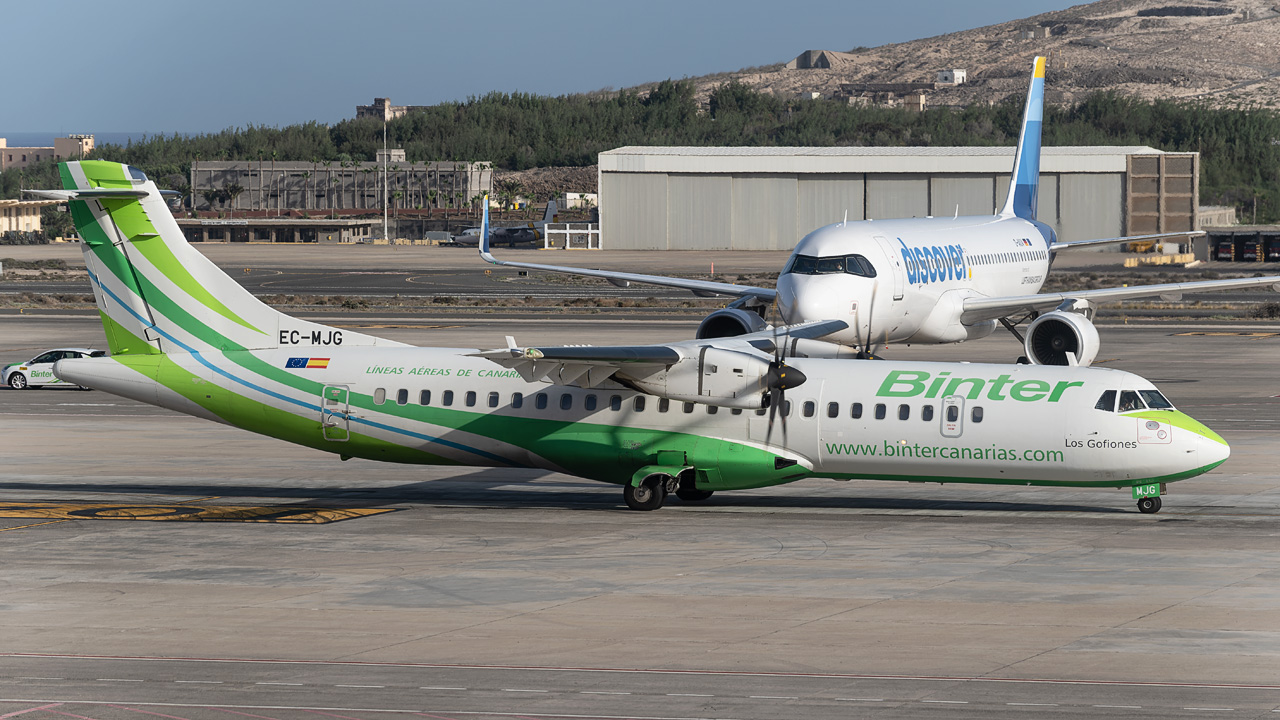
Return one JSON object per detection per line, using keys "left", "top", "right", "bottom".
{"left": 34, "top": 161, "right": 1228, "bottom": 513}
{"left": 453, "top": 200, "right": 558, "bottom": 247}
{"left": 480, "top": 57, "right": 1280, "bottom": 366}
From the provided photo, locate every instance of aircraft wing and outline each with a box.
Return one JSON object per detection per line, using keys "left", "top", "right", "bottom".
{"left": 1049, "top": 230, "right": 1204, "bottom": 252}
{"left": 961, "top": 275, "right": 1280, "bottom": 323}
{"left": 469, "top": 320, "right": 847, "bottom": 388}
{"left": 477, "top": 203, "right": 775, "bottom": 300}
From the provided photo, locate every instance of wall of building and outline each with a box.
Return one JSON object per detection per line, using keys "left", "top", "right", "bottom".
{"left": 192, "top": 160, "right": 493, "bottom": 212}
{"left": 598, "top": 148, "right": 1193, "bottom": 250}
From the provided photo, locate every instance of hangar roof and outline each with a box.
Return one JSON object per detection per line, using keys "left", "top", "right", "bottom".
{"left": 599, "top": 145, "right": 1167, "bottom": 175}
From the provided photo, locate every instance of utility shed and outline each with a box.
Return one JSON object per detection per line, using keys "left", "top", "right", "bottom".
{"left": 597, "top": 146, "right": 1198, "bottom": 250}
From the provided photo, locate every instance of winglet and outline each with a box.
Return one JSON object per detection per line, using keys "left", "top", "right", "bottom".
{"left": 479, "top": 194, "right": 497, "bottom": 264}
{"left": 999, "top": 56, "right": 1046, "bottom": 220}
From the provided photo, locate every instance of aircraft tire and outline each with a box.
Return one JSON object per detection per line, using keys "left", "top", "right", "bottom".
{"left": 1137, "top": 496, "right": 1162, "bottom": 514}
{"left": 676, "top": 489, "right": 714, "bottom": 502}
{"left": 7, "top": 373, "right": 27, "bottom": 390}
{"left": 624, "top": 477, "right": 667, "bottom": 511}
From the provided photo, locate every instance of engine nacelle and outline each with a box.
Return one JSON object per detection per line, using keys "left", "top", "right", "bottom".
{"left": 1024, "top": 311, "right": 1099, "bottom": 367}
{"left": 696, "top": 308, "right": 768, "bottom": 339}
{"left": 622, "top": 347, "right": 771, "bottom": 409}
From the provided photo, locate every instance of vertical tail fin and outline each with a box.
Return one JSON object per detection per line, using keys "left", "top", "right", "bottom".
{"left": 50, "top": 161, "right": 399, "bottom": 355}
{"left": 543, "top": 200, "right": 558, "bottom": 224}
{"left": 999, "top": 56, "right": 1046, "bottom": 220}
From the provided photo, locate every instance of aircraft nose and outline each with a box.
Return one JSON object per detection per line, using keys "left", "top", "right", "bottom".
{"left": 1198, "top": 432, "right": 1231, "bottom": 468}
{"left": 778, "top": 275, "right": 844, "bottom": 324}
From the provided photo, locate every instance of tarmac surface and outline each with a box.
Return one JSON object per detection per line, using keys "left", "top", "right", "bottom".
{"left": 2, "top": 309, "right": 1280, "bottom": 718}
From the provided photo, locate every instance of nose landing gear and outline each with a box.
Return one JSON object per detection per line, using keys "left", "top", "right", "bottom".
{"left": 1137, "top": 496, "right": 1162, "bottom": 514}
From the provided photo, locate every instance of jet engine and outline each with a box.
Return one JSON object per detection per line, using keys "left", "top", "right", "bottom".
{"left": 1024, "top": 311, "right": 1099, "bottom": 367}
{"left": 696, "top": 308, "right": 768, "bottom": 339}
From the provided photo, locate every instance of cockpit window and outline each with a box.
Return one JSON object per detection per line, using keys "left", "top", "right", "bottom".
{"left": 1095, "top": 390, "right": 1116, "bottom": 412}
{"left": 1118, "top": 390, "right": 1146, "bottom": 413}
{"left": 1138, "top": 390, "right": 1174, "bottom": 410}
{"left": 785, "top": 254, "right": 877, "bottom": 278}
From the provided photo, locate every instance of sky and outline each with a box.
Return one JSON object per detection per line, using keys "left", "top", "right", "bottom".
{"left": 3, "top": 0, "right": 1084, "bottom": 136}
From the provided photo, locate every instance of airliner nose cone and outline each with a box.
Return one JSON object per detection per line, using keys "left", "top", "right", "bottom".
{"left": 778, "top": 275, "right": 841, "bottom": 325}
{"left": 1199, "top": 433, "right": 1231, "bottom": 468}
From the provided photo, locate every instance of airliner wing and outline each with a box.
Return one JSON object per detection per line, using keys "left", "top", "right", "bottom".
{"left": 1049, "top": 230, "right": 1204, "bottom": 252}
{"left": 469, "top": 320, "right": 847, "bottom": 387}
{"left": 961, "top": 275, "right": 1280, "bottom": 323}
{"left": 477, "top": 203, "right": 775, "bottom": 300}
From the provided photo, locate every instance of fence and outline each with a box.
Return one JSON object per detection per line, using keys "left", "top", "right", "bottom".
{"left": 542, "top": 222, "right": 600, "bottom": 250}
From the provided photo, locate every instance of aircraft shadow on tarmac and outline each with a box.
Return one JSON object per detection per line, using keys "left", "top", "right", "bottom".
{"left": 0, "top": 467, "right": 1131, "bottom": 515}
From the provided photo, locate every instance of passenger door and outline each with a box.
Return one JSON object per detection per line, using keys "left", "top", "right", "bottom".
{"left": 872, "top": 235, "right": 906, "bottom": 301}
{"left": 321, "top": 384, "right": 351, "bottom": 441}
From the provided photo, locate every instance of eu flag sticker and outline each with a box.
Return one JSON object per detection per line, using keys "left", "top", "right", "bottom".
{"left": 286, "top": 357, "right": 308, "bottom": 368}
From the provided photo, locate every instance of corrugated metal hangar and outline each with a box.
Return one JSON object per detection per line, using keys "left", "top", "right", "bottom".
{"left": 596, "top": 146, "right": 1198, "bottom": 250}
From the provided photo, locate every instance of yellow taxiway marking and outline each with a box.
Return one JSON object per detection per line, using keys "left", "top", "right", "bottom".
{"left": 0, "top": 502, "right": 395, "bottom": 524}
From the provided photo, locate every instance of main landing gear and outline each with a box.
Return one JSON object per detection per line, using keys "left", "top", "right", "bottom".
{"left": 624, "top": 473, "right": 712, "bottom": 511}
{"left": 623, "top": 476, "right": 669, "bottom": 511}
{"left": 1137, "top": 496, "right": 1163, "bottom": 514}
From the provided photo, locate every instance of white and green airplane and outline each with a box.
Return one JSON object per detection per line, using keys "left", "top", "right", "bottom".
{"left": 35, "top": 161, "right": 1228, "bottom": 513}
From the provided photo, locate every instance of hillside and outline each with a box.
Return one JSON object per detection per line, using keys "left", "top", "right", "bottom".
{"left": 665, "top": 0, "right": 1280, "bottom": 109}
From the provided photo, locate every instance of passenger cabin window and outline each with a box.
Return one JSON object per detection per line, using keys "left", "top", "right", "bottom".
{"left": 610, "top": 395, "right": 622, "bottom": 411}
{"left": 898, "top": 404, "right": 910, "bottom": 421}
{"left": 442, "top": 390, "right": 454, "bottom": 407}
{"left": 874, "top": 403, "right": 886, "bottom": 420}
{"left": 946, "top": 405, "right": 959, "bottom": 422}
{"left": 465, "top": 391, "right": 477, "bottom": 407}
{"left": 922, "top": 405, "right": 934, "bottom": 422}
{"left": 803, "top": 401, "right": 816, "bottom": 418}
{"left": 511, "top": 392, "right": 523, "bottom": 409}
{"left": 706, "top": 405, "right": 717, "bottom": 415}
{"left": 373, "top": 388, "right": 386, "bottom": 405}
{"left": 560, "top": 393, "right": 573, "bottom": 410}
{"left": 419, "top": 390, "right": 431, "bottom": 406}
{"left": 1095, "top": 390, "right": 1116, "bottom": 412}
{"left": 827, "top": 402, "right": 839, "bottom": 418}
{"left": 535, "top": 393, "right": 548, "bottom": 410}
{"left": 683, "top": 402, "right": 695, "bottom": 414}
{"left": 396, "top": 389, "right": 408, "bottom": 405}
{"left": 1118, "top": 391, "right": 1145, "bottom": 413}
{"left": 658, "top": 399, "right": 670, "bottom": 413}
{"left": 731, "top": 408, "right": 742, "bottom": 415}
{"left": 488, "top": 392, "right": 499, "bottom": 408}
{"left": 634, "top": 396, "right": 646, "bottom": 412}
{"left": 783, "top": 400, "right": 792, "bottom": 417}
{"left": 971, "top": 406, "right": 984, "bottom": 423}
{"left": 851, "top": 402, "right": 863, "bottom": 419}
{"left": 584, "top": 394, "right": 598, "bottom": 411}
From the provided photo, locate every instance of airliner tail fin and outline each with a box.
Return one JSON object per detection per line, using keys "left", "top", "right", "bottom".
{"left": 999, "top": 56, "right": 1046, "bottom": 220}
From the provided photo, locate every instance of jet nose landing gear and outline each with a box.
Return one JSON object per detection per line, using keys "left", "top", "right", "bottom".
{"left": 1133, "top": 483, "right": 1165, "bottom": 514}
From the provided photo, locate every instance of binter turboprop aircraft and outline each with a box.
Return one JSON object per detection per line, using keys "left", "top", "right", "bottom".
{"left": 481, "top": 57, "right": 1280, "bottom": 367}
{"left": 35, "top": 161, "right": 1229, "bottom": 513}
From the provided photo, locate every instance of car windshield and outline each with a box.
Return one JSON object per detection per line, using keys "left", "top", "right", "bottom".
{"left": 1138, "top": 390, "right": 1174, "bottom": 410}
{"left": 785, "top": 254, "right": 876, "bottom": 278}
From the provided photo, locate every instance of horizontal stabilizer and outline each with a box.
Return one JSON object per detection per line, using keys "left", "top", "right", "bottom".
{"left": 26, "top": 189, "right": 149, "bottom": 201}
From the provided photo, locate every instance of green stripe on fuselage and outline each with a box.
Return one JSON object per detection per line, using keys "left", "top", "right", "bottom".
{"left": 1130, "top": 410, "right": 1227, "bottom": 446}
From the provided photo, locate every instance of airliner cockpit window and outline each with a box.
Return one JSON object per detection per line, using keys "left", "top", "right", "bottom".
{"left": 1118, "top": 390, "right": 1146, "bottom": 413}
{"left": 785, "top": 254, "right": 877, "bottom": 278}
{"left": 1095, "top": 390, "right": 1116, "bottom": 412}
{"left": 1138, "top": 390, "right": 1174, "bottom": 410}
